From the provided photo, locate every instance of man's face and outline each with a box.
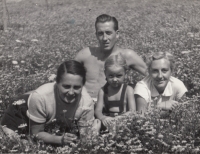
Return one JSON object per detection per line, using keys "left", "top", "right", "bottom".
{"left": 96, "top": 21, "right": 119, "bottom": 51}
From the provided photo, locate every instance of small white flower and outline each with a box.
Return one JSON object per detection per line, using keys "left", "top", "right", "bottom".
{"left": 52, "top": 119, "right": 57, "bottom": 122}
{"left": 56, "top": 130, "right": 60, "bottom": 133}
{"left": 2, "top": 146, "right": 6, "bottom": 150}
{"left": 14, "top": 65, "right": 20, "bottom": 68}
{"left": 12, "top": 60, "right": 18, "bottom": 65}
{"left": 8, "top": 55, "right": 12, "bottom": 58}
{"left": 187, "top": 32, "right": 194, "bottom": 38}
{"left": 181, "top": 50, "right": 192, "bottom": 54}
{"left": 31, "top": 39, "right": 38, "bottom": 42}
{"left": 13, "top": 99, "right": 26, "bottom": 105}
{"left": 158, "top": 133, "right": 164, "bottom": 139}
{"left": 182, "top": 140, "right": 187, "bottom": 144}
{"left": 20, "top": 60, "right": 25, "bottom": 64}
{"left": 18, "top": 123, "right": 27, "bottom": 128}
{"left": 16, "top": 39, "right": 22, "bottom": 43}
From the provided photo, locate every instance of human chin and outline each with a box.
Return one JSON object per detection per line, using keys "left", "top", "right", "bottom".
{"left": 101, "top": 45, "right": 111, "bottom": 51}
{"left": 63, "top": 95, "right": 76, "bottom": 104}
{"left": 101, "top": 43, "right": 112, "bottom": 50}
{"left": 110, "top": 82, "right": 121, "bottom": 88}
{"left": 154, "top": 80, "right": 168, "bottom": 90}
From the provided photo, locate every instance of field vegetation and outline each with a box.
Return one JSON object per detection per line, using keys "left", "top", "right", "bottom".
{"left": 0, "top": 0, "right": 200, "bottom": 153}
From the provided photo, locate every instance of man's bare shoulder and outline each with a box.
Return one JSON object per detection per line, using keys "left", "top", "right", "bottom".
{"left": 119, "top": 48, "right": 140, "bottom": 58}
{"left": 75, "top": 47, "right": 91, "bottom": 62}
{"left": 75, "top": 47, "right": 98, "bottom": 62}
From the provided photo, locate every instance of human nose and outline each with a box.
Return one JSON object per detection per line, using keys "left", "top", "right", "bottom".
{"left": 103, "top": 33, "right": 108, "bottom": 41}
{"left": 113, "top": 77, "right": 117, "bottom": 82}
{"left": 158, "top": 71, "right": 163, "bottom": 78}
{"left": 68, "top": 88, "right": 75, "bottom": 95}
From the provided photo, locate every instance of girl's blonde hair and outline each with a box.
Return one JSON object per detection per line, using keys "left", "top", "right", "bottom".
{"left": 104, "top": 54, "right": 128, "bottom": 71}
{"left": 146, "top": 52, "right": 174, "bottom": 73}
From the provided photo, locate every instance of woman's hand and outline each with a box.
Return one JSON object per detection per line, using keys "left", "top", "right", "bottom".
{"left": 62, "top": 133, "right": 77, "bottom": 145}
{"left": 157, "top": 100, "right": 179, "bottom": 111}
{"left": 102, "top": 117, "right": 115, "bottom": 126}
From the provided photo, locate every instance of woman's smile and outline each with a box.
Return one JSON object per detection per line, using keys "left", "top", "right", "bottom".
{"left": 57, "top": 73, "right": 83, "bottom": 104}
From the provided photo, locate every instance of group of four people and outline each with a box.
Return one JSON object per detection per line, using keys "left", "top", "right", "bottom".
{"left": 0, "top": 14, "right": 187, "bottom": 145}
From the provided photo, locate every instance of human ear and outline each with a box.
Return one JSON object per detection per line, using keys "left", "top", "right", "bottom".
{"left": 116, "top": 30, "right": 120, "bottom": 39}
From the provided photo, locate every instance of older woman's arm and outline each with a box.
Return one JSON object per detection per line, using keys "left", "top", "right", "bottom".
{"left": 135, "top": 94, "right": 148, "bottom": 114}
{"left": 28, "top": 92, "right": 77, "bottom": 145}
{"left": 30, "top": 120, "right": 77, "bottom": 145}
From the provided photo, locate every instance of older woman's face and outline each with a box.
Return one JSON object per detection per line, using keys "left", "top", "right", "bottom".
{"left": 150, "top": 58, "right": 172, "bottom": 93}
{"left": 57, "top": 73, "right": 83, "bottom": 104}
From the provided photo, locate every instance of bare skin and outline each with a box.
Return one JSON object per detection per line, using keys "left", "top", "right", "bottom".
{"left": 95, "top": 85, "right": 136, "bottom": 127}
{"left": 95, "top": 65, "right": 136, "bottom": 127}
{"left": 135, "top": 58, "right": 186, "bottom": 114}
{"left": 75, "top": 21, "right": 147, "bottom": 99}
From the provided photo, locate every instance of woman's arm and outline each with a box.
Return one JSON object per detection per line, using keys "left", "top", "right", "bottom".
{"left": 135, "top": 94, "right": 148, "bottom": 114}
{"left": 30, "top": 120, "right": 77, "bottom": 145}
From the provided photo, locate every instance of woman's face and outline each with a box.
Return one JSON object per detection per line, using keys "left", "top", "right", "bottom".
{"left": 150, "top": 58, "right": 172, "bottom": 93}
{"left": 57, "top": 73, "right": 83, "bottom": 104}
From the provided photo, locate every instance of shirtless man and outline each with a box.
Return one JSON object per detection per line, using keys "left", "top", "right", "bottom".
{"left": 75, "top": 14, "right": 147, "bottom": 101}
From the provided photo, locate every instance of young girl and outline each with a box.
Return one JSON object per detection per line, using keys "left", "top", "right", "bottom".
{"left": 95, "top": 54, "right": 136, "bottom": 128}
{"left": 134, "top": 52, "right": 187, "bottom": 114}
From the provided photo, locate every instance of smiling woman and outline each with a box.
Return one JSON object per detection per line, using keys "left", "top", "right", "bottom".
{"left": 1, "top": 60, "right": 97, "bottom": 145}
{"left": 134, "top": 52, "right": 188, "bottom": 115}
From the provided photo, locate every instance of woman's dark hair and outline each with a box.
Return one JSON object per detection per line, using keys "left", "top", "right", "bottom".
{"left": 56, "top": 60, "right": 86, "bottom": 84}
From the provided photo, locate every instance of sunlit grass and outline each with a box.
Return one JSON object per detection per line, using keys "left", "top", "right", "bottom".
{"left": 0, "top": 0, "right": 200, "bottom": 153}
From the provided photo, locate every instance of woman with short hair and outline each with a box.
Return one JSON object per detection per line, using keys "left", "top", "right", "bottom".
{"left": 134, "top": 52, "right": 187, "bottom": 114}
{"left": 1, "top": 60, "right": 96, "bottom": 145}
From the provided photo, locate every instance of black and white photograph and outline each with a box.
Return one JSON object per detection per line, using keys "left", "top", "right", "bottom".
{"left": 0, "top": 0, "right": 200, "bottom": 153}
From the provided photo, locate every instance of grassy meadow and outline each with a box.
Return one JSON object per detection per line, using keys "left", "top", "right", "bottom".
{"left": 0, "top": 0, "right": 200, "bottom": 153}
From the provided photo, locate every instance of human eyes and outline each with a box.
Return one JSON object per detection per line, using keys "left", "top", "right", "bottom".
{"left": 117, "top": 74, "right": 123, "bottom": 78}
{"left": 151, "top": 69, "right": 158, "bottom": 73}
{"left": 74, "top": 86, "right": 81, "bottom": 90}
{"left": 97, "top": 32, "right": 103, "bottom": 36}
{"left": 62, "top": 85, "right": 71, "bottom": 89}
{"left": 162, "top": 69, "right": 169, "bottom": 73}
{"left": 106, "top": 31, "right": 112, "bottom": 35}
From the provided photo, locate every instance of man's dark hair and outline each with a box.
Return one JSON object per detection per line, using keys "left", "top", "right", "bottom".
{"left": 56, "top": 60, "right": 86, "bottom": 84}
{"left": 95, "top": 14, "right": 118, "bottom": 31}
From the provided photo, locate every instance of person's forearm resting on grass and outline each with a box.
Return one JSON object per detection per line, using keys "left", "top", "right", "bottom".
{"left": 30, "top": 120, "right": 77, "bottom": 145}
{"left": 135, "top": 94, "right": 186, "bottom": 114}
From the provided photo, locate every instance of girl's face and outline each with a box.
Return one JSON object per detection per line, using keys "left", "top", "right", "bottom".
{"left": 57, "top": 73, "right": 83, "bottom": 104}
{"left": 150, "top": 58, "right": 172, "bottom": 93}
{"left": 105, "top": 65, "right": 125, "bottom": 88}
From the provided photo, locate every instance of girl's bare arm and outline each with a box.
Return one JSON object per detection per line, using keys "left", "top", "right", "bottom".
{"left": 94, "top": 89, "right": 106, "bottom": 121}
